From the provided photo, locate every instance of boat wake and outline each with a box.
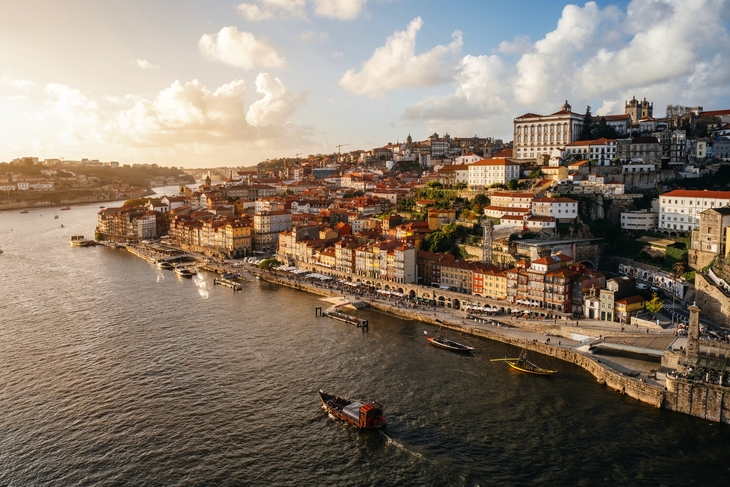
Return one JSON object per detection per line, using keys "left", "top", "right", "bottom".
{"left": 380, "top": 432, "right": 424, "bottom": 459}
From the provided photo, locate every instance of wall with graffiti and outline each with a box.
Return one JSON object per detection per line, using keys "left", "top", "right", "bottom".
{"left": 618, "top": 263, "right": 688, "bottom": 299}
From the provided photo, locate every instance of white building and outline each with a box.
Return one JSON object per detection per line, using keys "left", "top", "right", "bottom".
{"left": 484, "top": 206, "right": 531, "bottom": 220}
{"left": 454, "top": 152, "right": 484, "bottom": 165}
{"left": 254, "top": 210, "right": 293, "bottom": 253}
{"left": 531, "top": 197, "right": 579, "bottom": 219}
{"left": 620, "top": 210, "right": 658, "bottom": 231}
{"left": 513, "top": 101, "right": 584, "bottom": 162}
{"left": 658, "top": 190, "right": 730, "bottom": 232}
{"left": 622, "top": 163, "right": 656, "bottom": 173}
{"left": 525, "top": 215, "right": 557, "bottom": 231}
{"left": 489, "top": 192, "right": 536, "bottom": 208}
{"left": 437, "top": 164, "right": 469, "bottom": 187}
{"left": 467, "top": 159, "right": 521, "bottom": 188}
{"left": 563, "top": 138, "right": 617, "bottom": 166}
{"left": 136, "top": 213, "right": 157, "bottom": 239}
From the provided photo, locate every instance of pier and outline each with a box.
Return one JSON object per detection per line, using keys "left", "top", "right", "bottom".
{"left": 213, "top": 277, "right": 243, "bottom": 290}
{"left": 321, "top": 308, "right": 368, "bottom": 330}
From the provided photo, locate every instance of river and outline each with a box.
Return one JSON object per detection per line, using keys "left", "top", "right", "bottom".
{"left": 1, "top": 189, "right": 729, "bottom": 486}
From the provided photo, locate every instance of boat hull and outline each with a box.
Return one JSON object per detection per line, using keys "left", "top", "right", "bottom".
{"left": 505, "top": 361, "right": 557, "bottom": 375}
{"left": 319, "top": 390, "right": 386, "bottom": 429}
{"left": 424, "top": 336, "right": 474, "bottom": 352}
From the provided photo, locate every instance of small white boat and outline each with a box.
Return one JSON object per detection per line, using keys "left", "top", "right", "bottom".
{"left": 175, "top": 266, "right": 196, "bottom": 278}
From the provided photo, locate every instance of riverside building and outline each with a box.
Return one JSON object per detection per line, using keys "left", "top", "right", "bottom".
{"left": 658, "top": 190, "right": 730, "bottom": 232}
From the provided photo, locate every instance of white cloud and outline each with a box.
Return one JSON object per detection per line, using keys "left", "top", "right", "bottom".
{"left": 332, "top": 51, "right": 343, "bottom": 58}
{"left": 403, "top": 0, "right": 730, "bottom": 139}
{"left": 246, "top": 73, "right": 303, "bottom": 127}
{"left": 513, "top": 2, "right": 614, "bottom": 106}
{"left": 339, "top": 17, "right": 463, "bottom": 98}
{"left": 312, "top": 0, "right": 366, "bottom": 20}
{"left": 298, "top": 30, "right": 329, "bottom": 43}
{"left": 44, "top": 83, "right": 100, "bottom": 125}
{"left": 236, "top": 3, "right": 275, "bottom": 21}
{"left": 1, "top": 76, "right": 37, "bottom": 91}
{"left": 199, "top": 26, "right": 286, "bottom": 69}
{"left": 237, "top": 0, "right": 365, "bottom": 20}
{"left": 0, "top": 77, "right": 309, "bottom": 164}
{"left": 236, "top": 0, "right": 306, "bottom": 20}
{"left": 494, "top": 35, "right": 531, "bottom": 55}
{"left": 134, "top": 59, "right": 159, "bottom": 69}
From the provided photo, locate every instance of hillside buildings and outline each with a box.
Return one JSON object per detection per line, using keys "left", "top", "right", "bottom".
{"left": 513, "top": 101, "right": 584, "bottom": 163}
{"left": 658, "top": 190, "right": 730, "bottom": 232}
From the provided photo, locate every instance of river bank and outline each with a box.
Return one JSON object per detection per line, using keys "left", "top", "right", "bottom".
{"left": 116, "top": 240, "right": 730, "bottom": 425}
{"left": 256, "top": 270, "right": 666, "bottom": 406}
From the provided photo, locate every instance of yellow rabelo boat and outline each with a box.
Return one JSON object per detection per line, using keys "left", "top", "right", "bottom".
{"left": 491, "top": 349, "right": 557, "bottom": 375}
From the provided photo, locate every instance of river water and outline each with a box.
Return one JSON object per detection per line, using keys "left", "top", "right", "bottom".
{"left": 1, "top": 191, "right": 730, "bottom": 486}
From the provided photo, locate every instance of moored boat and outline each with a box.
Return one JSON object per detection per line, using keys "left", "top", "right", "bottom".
{"left": 20, "top": 209, "right": 29, "bottom": 214}
{"left": 70, "top": 235, "right": 96, "bottom": 247}
{"left": 319, "top": 390, "right": 386, "bottom": 429}
{"left": 175, "top": 266, "right": 196, "bottom": 278}
{"left": 491, "top": 349, "right": 557, "bottom": 375}
{"left": 424, "top": 328, "right": 474, "bottom": 352}
{"left": 157, "top": 261, "right": 174, "bottom": 270}
{"left": 61, "top": 206, "right": 71, "bottom": 210}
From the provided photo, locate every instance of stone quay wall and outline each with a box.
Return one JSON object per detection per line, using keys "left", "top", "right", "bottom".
{"left": 367, "top": 302, "right": 665, "bottom": 409}
{"left": 129, "top": 248, "right": 728, "bottom": 424}
{"left": 665, "top": 376, "right": 730, "bottom": 424}
{"left": 695, "top": 272, "right": 730, "bottom": 328}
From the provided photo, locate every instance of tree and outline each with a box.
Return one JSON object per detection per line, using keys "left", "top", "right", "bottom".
{"left": 528, "top": 168, "right": 542, "bottom": 179}
{"left": 506, "top": 179, "right": 518, "bottom": 190}
{"left": 258, "top": 258, "right": 281, "bottom": 270}
{"left": 124, "top": 197, "right": 149, "bottom": 207}
{"left": 453, "top": 182, "right": 468, "bottom": 190}
{"left": 427, "top": 181, "right": 443, "bottom": 189}
{"left": 591, "top": 117, "right": 618, "bottom": 139}
{"left": 672, "top": 258, "right": 687, "bottom": 278}
{"left": 645, "top": 292, "right": 664, "bottom": 317}
{"left": 460, "top": 209, "right": 476, "bottom": 221}
{"left": 579, "top": 105, "right": 593, "bottom": 140}
{"left": 695, "top": 115, "right": 721, "bottom": 138}
{"left": 473, "top": 193, "right": 490, "bottom": 207}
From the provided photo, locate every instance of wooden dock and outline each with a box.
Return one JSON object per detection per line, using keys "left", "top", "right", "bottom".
{"left": 213, "top": 278, "right": 243, "bottom": 290}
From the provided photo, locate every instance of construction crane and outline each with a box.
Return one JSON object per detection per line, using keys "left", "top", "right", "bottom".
{"left": 336, "top": 143, "right": 350, "bottom": 155}
{"left": 294, "top": 153, "right": 302, "bottom": 158}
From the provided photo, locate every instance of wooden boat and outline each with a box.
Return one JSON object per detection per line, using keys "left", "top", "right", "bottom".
{"left": 491, "top": 349, "right": 557, "bottom": 375}
{"left": 61, "top": 206, "right": 71, "bottom": 210}
{"left": 70, "top": 235, "right": 96, "bottom": 247}
{"left": 20, "top": 209, "right": 29, "bottom": 214}
{"left": 175, "top": 266, "right": 196, "bottom": 278}
{"left": 424, "top": 328, "right": 474, "bottom": 352}
{"left": 319, "top": 390, "right": 386, "bottom": 429}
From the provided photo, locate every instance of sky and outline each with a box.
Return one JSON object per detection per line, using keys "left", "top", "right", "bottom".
{"left": 1, "top": 0, "right": 729, "bottom": 168}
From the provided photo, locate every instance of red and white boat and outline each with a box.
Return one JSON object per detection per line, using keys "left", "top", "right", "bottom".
{"left": 319, "top": 390, "right": 386, "bottom": 429}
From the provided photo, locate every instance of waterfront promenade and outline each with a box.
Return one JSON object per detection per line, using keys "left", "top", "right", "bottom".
{"left": 121, "top": 244, "right": 672, "bottom": 407}
{"left": 125, "top": 244, "right": 671, "bottom": 408}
